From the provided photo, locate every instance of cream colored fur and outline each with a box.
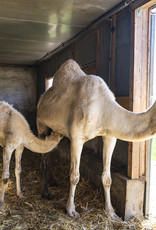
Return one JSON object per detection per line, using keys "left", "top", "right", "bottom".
{"left": 0, "top": 101, "right": 62, "bottom": 206}
{"left": 37, "top": 59, "right": 156, "bottom": 219}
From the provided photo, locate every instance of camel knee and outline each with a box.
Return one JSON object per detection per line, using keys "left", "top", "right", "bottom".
{"left": 101, "top": 172, "right": 112, "bottom": 188}
{"left": 70, "top": 171, "right": 80, "bottom": 185}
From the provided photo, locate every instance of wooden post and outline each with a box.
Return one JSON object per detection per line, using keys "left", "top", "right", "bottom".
{"left": 110, "top": 14, "right": 116, "bottom": 93}
{"left": 128, "top": 6, "right": 150, "bottom": 179}
{"left": 96, "top": 29, "right": 101, "bottom": 76}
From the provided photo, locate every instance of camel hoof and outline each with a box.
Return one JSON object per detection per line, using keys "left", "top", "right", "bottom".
{"left": 108, "top": 211, "right": 120, "bottom": 220}
{"left": 67, "top": 209, "right": 80, "bottom": 218}
{"left": 42, "top": 192, "right": 54, "bottom": 200}
{"left": 17, "top": 192, "right": 24, "bottom": 198}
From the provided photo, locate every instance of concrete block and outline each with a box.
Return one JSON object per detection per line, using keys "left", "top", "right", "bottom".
{"left": 111, "top": 173, "right": 145, "bottom": 220}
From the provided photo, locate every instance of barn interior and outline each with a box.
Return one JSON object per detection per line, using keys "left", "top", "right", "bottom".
{"left": 0, "top": 0, "right": 156, "bottom": 228}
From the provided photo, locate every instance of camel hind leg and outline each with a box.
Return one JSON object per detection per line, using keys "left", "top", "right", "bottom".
{"left": 15, "top": 146, "right": 24, "bottom": 198}
{"left": 102, "top": 136, "right": 118, "bottom": 219}
{"left": 0, "top": 146, "right": 14, "bottom": 207}
{"left": 66, "top": 138, "right": 83, "bottom": 217}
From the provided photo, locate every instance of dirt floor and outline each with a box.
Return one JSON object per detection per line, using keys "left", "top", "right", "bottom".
{"left": 0, "top": 147, "right": 155, "bottom": 230}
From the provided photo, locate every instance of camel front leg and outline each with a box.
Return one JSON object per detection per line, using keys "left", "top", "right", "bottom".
{"left": 0, "top": 146, "right": 13, "bottom": 207}
{"left": 15, "top": 146, "right": 24, "bottom": 198}
{"left": 66, "top": 138, "right": 83, "bottom": 217}
{"left": 102, "top": 136, "right": 118, "bottom": 219}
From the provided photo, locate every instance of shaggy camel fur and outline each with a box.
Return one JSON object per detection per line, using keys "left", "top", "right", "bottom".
{"left": 37, "top": 59, "right": 156, "bottom": 219}
{"left": 0, "top": 101, "right": 62, "bottom": 206}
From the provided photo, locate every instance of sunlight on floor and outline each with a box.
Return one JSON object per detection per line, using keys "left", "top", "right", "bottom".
{"left": 150, "top": 160, "right": 156, "bottom": 221}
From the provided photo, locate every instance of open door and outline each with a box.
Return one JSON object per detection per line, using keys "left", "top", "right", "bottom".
{"left": 129, "top": 0, "right": 156, "bottom": 219}
{"left": 146, "top": 7, "right": 156, "bottom": 219}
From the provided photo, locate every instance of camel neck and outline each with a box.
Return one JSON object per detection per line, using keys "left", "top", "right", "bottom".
{"left": 104, "top": 101, "right": 156, "bottom": 142}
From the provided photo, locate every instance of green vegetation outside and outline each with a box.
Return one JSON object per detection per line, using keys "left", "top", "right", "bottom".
{"left": 151, "top": 138, "right": 156, "bottom": 161}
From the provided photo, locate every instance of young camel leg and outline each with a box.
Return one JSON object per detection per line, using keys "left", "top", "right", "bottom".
{"left": 66, "top": 138, "right": 83, "bottom": 217}
{"left": 15, "top": 146, "right": 24, "bottom": 198}
{"left": 102, "top": 136, "right": 118, "bottom": 219}
{"left": 0, "top": 146, "right": 14, "bottom": 207}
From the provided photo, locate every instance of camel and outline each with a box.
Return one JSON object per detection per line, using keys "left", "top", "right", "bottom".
{"left": 0, "top": 101, "right": 62, "bottom": 207}
{"left": 37, "top": 59, "right": 156, "bottom": 219}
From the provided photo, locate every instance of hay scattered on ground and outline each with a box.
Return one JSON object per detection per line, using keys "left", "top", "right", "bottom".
{"left": 0, "top": 148, "right": 155, "bottom": 229}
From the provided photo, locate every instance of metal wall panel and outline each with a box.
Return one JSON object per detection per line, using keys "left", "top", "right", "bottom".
{"left": 75, "top": 33, "right": 96, "bottom": 65}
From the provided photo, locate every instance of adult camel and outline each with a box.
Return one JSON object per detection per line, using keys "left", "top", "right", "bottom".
{"left": 37, "top": 59, "right": 156, "bottom": 219}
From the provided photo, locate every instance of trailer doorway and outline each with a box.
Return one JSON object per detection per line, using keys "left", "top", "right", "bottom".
{"left": 130, "top": 1, "right": 156, "bottom": 220}
{"left": 148, "top": 7, "right": 156, "bottom": 220}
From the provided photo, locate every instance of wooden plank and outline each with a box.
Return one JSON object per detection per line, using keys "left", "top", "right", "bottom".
{"left": 82, "top": 62, "right": 96, "bottom": 75}
{"left": 116, "top": 97, "right": 129, "bottom": 110}
{"left": 110, "top": 15, "right": 116, "bottom": 93}
{"left": 96, "top": 29, "right": 100, "bottom": 76}
{"left": 74, "top": 31, "right": 97, "bottom": 66}
{"left": 72, "top": 43, "right": 75, "bottom": 60}
{"left": 128, "top": 8, "right": 135, "bottom": 179}
{"left": 128, "top": 6, "right": 150, "bottom": 180}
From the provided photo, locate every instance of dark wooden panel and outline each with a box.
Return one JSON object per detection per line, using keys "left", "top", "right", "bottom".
{"left": 37, "top": 64, "right": 45, "bottom": 101}
{"left": 82, "top": 62, "right": 96, "bottom": 75}
{"left": 115, "top": 44, "right": 130, "bottom": 96}
{"left": 75, "top": 33, "right": 97, "bottom": 65}
{"left": 116, "top": 96, "right": 129, "bottom": 110}
{"left": 100, "top": 22, "right": 111, "bottom": 85}
{"left": 46, "top": 57, "right": 56, "bottom": 78}
{"left": 112, "top": 140, "right": 128, "bottom": 174}
{"left": 57, "top": 46, "right": 73, "bottom": 68}
{"left": 115, "top": 11, "right": 131, "bottom": 97}
{"left": 116, "top": 12, "right": 131, "bottom": 48}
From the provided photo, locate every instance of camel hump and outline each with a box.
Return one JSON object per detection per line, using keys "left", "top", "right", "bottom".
{"left": 53, "top": 59, "right": 86, "bottom": 86}
{"left": 0, "top": 101, "right": 12, "bottom": 116}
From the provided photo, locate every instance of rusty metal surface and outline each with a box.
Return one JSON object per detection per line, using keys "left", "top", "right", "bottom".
{"left": 0, "top": 0, "right": 124, "bottom": 65}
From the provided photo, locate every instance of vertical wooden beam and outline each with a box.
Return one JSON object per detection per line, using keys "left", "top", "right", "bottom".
{"left": 96, "top": 29, "right": 101, "bottom": 75}
{"left": 128, "top": 6, "right": 150, "bottom": 179}
{"left": 128, "top": 9, "right": 135, "bottom": 178}
{"left": 72, "top": 43, "right": 75, "bottom": 60}
{"left": 110, "top": 15, "right": 116, "bottom": 93}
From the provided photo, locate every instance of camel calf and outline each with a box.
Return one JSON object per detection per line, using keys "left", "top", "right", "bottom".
{"left": 0, "top": 101, "right": 62, "bottom": 207}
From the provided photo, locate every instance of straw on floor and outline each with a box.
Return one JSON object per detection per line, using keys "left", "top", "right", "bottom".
{"left": 0, "top": 147, "right": 155, "bottom": 230}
